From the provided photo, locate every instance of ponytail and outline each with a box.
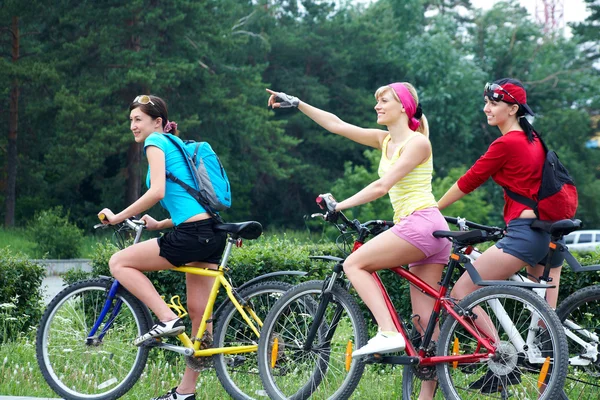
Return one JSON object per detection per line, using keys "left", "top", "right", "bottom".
{"left": 517, "top": 108, "right": 536, "bottom": 143}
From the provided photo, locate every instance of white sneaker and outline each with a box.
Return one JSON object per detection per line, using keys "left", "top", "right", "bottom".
{"left": 352, "top": 331, "right": 406, "bottom": 358}
{"left": 134, "top": 318, "right": 185, "bottom": 346}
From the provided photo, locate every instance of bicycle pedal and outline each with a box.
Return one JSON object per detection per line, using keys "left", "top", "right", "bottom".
{"left": 141, "top": 337, "right": 162, "bottom": 347}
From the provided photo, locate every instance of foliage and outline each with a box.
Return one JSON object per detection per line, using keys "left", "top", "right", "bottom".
{"left": 0, "top": 247, "right": 45, "bottom": 343}
{"left": 559, "top": 249, "right": 600, "bottom": 303}
{"left": 27, "top": 207, "right": 84, "bottom": 259}
{"left": 1, "top": 0, "right": 598, "bottom": 231}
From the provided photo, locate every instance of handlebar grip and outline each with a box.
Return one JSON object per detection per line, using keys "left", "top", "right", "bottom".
{"left": 315, "top": 195, "right": 327, "bottom": 210}
{"left": 98, "top": 213, "right": 107, "bottom": 222}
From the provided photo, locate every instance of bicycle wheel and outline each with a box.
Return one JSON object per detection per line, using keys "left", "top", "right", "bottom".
{"left": 556, "top": 284, "right": 600, "bottom": 399}
{"left": 257, "top": 280, "right": 368, "bottom": 400}
{"left": 213, "top": 281, "right": 292, "bottom": 400}
{"left": 36, "top": 278, "right": 152, "bottom": 400}
{"left": 436, "top": 285, "right": 568, "bottom": 400}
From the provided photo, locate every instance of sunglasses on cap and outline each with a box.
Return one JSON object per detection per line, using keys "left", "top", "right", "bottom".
{"left": 484, "top": 83, "right": 521, "bottom": 105}
{"left": 133, "top": 95, "right": 155, "bottom": 106}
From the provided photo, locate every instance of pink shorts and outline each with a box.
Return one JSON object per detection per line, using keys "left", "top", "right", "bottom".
{"left": 391, "top": 207, "right": 451, "bottom": 267}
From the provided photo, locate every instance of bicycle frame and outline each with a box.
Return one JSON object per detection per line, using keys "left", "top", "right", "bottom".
{"left": 86, "top": 219, "right": 301, "bottom": 358}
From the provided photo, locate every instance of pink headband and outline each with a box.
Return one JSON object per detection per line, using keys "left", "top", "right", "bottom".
{"left": 164, "top": 120, "right": 178, "bottom": 133}
{"left": 388, "top": 82, "right": 420, "bottom": 131}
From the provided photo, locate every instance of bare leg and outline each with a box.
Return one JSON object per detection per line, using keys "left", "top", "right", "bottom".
{"left": 176, "top": 266, "right": 217, "bottom": 394}
{"left": 109, "top": 238, "right": 178, "bottom": 321}
{"left": 409, "top": 263, "right": 445, "bottom": 400}
{"left": 343, "top": 229, "right": 431, "bottom": 332}
{"left": 527, "top": 264, "right": 562, "bottom": 308}
{"left": 451, "top": 245, "right": 527, "bottom": 341}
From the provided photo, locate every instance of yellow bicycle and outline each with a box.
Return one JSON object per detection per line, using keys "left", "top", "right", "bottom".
{"left": 36, "top": 217, "right": 304, "bottom": 400}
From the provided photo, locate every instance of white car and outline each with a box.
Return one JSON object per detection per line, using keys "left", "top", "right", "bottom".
{"left": 564, "top": 230, "right": 600, "bottom": 252}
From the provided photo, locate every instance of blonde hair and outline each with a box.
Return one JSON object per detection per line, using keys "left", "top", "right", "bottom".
{"left": 374, "top": 83, "right": 429, "bottom": 138}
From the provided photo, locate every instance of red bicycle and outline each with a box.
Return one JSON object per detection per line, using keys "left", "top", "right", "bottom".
{"left": 257, "top": 197, "right": 568, "bottom": 399}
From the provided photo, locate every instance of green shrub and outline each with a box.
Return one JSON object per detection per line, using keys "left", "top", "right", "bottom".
{"left": 28, "top": 207, "right": 84, "bottom": 259}
{"left": 0, "top": 247, "right": 46, "bottom": 343}
{"left": 559, "top": 250, "right": 600, "bottom": 302}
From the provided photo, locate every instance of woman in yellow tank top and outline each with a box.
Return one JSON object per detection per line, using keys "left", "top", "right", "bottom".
{"left": 267, "top": 83, "right": 451, "bottom": 399}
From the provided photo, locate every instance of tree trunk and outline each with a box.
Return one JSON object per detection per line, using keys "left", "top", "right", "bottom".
{"left": 5, "top": 16, "right": 20, "bottom": 227}
{"left": 125, "top": 142, "right": 142, "bottom": 211}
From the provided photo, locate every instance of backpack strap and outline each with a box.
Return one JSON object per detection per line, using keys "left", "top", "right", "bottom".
{"left": 502, "top": 131, "right": 547, "bottom": 218}
{"left": 503, "top": 187, "right": 539, "bottom": 218}
{"left": 163, "top": 134, "right": 224, "bottom": 223}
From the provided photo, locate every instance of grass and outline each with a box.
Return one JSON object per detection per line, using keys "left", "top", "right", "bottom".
{"left": 0, "top": 336, "right": 413, "bottom": 399}
{"left": 0, "top": 227, "right": 102, "bottom": 259}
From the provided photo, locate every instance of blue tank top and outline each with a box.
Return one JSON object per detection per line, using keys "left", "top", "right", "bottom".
{"left": 144, "top": 133, "right": 206, "bottom": 225}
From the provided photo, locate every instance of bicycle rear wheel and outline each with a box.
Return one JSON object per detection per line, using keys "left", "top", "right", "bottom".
{"left": 213, "top": 281, "right": 292, "bottom": 400}
{"left": 257, "top": 280, "right": 368, "bottom": 400}
{"left": 436, "top": 286, "right": 568, "bottom": 400}
{"left": 36, "top": 278, "right": 151, "bottom": 400}
{"left": 556, "top": 284, "right": 600, "bottom": 399}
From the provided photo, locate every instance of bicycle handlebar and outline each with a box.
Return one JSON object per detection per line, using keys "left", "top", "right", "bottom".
{"left": 95, "top": 214, "right": 146, "bottom": 231}
{"left": 444, "top": 216, "right": 503, "bottom": 234}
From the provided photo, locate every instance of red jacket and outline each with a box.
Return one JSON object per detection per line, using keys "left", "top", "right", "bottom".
{"left": 457, "top": 130, "right": 545, "bottom": 224}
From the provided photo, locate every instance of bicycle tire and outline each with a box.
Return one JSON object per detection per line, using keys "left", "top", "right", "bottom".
{"left": 213, "top": 281, "right": 292, "bottom": 400}
{"left": 36, "top": 278, "right": 152, "bottom": 400}
{"left": 555, "top": 284, "right": 600, "bottom": 399}
{"left": 257, "top": 280, "right": 368, "bottom": 400}
{"left": 436, "top": 285, "right": 568, "bottom": 400}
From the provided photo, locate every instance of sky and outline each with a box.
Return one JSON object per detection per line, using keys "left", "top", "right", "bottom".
{"left": 470, "top": 0, "right": 590, "bottom": 24}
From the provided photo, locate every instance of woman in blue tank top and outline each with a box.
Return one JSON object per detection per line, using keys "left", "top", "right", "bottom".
{"left": 98, "top": 95, "right": 225, "bottom": 400}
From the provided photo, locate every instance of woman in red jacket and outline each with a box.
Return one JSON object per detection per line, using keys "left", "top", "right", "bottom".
{"left": 437, "top": 78, "right": 564, "bottom": 392}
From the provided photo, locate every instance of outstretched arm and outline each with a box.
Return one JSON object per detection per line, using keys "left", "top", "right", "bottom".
{"left": 267, "top": 88, "right": 386, "bottom": 149}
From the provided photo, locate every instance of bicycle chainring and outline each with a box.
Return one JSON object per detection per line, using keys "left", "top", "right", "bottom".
{"left": 185, "top": 331, "right": 213, "bottom": 372}
{"left": 413, "top": 340, "right": 437, "bottom": 380}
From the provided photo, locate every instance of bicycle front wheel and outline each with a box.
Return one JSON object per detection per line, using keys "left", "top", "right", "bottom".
{"left": 36, "top": 278, "right": 152, "bottom": 400}
{"left": 556, "top": 284, "right": 600, "bottom": 399}
{"left": 436, "top": 285, "right": 568, "bottom": 400}
{"left": 213, "top": 281, "right": 292, "bottom": 400}
{"left": 257, "top": 280, "right": 368, "bottom": 400}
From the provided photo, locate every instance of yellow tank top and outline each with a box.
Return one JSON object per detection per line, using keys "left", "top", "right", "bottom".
{"left": 378, "top": 133, "right": 438, "bottom": 223}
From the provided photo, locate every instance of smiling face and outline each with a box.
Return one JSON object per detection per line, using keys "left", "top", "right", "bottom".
{"left": 483, "top": 97, "right": 519, "bottom": 129}
{"left": 129, "top": 107, "right": 163, "bottom": 143}
{"left": 374, "top": 89, "right": 404, "bottom": 126}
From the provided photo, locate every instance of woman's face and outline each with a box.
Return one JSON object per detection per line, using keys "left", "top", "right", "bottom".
{"left": 130, "top": 107, "right": 162, "bottom": 143}
{"left": 483, "top": 97, "right": 520, "bottom": 128}
{"left": 374, "top": 90, "right": 403, "bottom": 125}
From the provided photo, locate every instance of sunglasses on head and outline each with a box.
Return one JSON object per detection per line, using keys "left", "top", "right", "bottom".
{"left": 133, "top": 95, "right": 155, "bottom": 106}
{"left": 484, "top": 83, "right": 521, "bottom": 105}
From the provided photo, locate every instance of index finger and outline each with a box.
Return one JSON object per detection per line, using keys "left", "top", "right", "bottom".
{"left": 265, "top": 88, "right": 278, "bottom": 95}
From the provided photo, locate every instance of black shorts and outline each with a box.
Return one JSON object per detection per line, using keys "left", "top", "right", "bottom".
{"left": 158, "top": 219, "right": 227, "bottom": 267}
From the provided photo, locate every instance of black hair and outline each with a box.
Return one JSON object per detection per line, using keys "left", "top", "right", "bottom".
{"left": 492, "top": 78, "right": 536, "bottom": 143}
{"left": 129, "top": 95, "right": 168, "bottom": 130}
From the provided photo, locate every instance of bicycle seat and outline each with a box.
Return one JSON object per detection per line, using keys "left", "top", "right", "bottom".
{"left": 214, "top": 221, "right": 263, "bottom": 240}
{"left": 432, "top": 229, "right": 495, "bottom": 246}
{"left": 531, "top": 219, "right": 582, "bottom": 237}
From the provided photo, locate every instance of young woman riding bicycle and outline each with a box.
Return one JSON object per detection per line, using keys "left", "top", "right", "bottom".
{"left": 98, "top": 95, "right": 225, "bottom": 400}
{"left": 437, "top": 78, "right": 566, "bottom": 392}
{"left": 267, "top": 82, "right": 450, "bottom": 399}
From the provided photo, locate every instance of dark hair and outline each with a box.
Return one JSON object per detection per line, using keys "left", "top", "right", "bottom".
{"left": 493, "top": 78, "right": 537, "bottom": 143}
{"left": 129, "top": 95, "right": 169, "bottom": 130}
